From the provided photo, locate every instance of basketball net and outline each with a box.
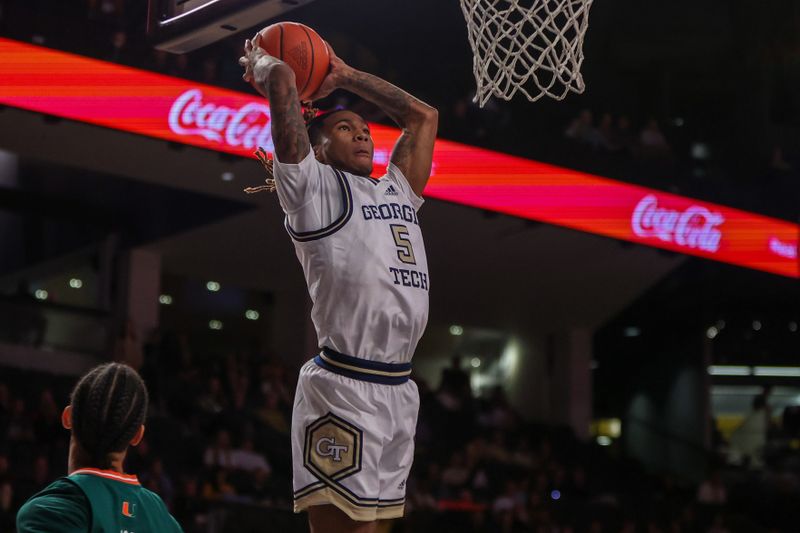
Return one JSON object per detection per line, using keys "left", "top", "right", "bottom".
{"left": 460, "top": 0, "right": 593, "bottom": 107}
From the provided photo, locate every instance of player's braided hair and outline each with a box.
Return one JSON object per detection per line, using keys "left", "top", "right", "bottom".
{"left": 70, "top": 363, "right": 148, "bottom": 468}
{"left": 244, "top": 103, "right": 347, "bottom": 195}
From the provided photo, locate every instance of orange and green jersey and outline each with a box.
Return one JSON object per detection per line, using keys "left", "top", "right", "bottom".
{"left": 16, "top": 468, "right": 182, "bottom": 532}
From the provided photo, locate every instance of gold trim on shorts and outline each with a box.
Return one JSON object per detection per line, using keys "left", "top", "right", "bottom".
{"left": 296, "top": 412, "right": 406, "bottom": 522}
{"left": 294, "top": 487, "right": 405, "bottom": 521}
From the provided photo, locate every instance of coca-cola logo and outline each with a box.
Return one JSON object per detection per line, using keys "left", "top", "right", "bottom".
{"left": 168, "top": 89, "right": 273, "bottom": 151}
{"left": 631, "top": 195, "right": 724, "bottom": 253}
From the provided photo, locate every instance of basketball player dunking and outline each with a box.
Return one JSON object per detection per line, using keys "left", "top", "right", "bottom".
{"left": 240, "top": 34, "right": 437, "bottom": 533}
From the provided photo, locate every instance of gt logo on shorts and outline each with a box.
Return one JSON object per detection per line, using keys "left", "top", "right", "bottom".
{"left": 316, "top": 437, "right": 349, "bottom": 462}
{"left": 304, "top": 412, "right": 363, "bottom": 481}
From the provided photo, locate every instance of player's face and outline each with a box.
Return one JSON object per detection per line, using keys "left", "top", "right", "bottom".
{"left": 318, "top": 111, "right": 374, "bottom": 176}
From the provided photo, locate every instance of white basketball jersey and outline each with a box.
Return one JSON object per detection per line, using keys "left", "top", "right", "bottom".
{"left": 273, "top": 149, "right": 429, "bottom": 364}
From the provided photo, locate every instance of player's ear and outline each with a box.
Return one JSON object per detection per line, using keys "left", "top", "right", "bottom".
{"left": 130, "top": 425, "right": 145, "bottom": 446}
{"left": 313, "top": 142, "right": 325, "bottom": 162}
{"left": 61, "top": 405, "right": 72, "bottom": 430}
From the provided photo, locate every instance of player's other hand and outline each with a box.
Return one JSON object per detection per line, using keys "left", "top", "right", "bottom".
{"left": 306, "top": 42, "right": 353, "bottom": 101}
{"left": 239, "top": 33, "right": 290, "bottom": 98}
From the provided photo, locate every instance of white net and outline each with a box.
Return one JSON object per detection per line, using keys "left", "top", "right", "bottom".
{"left": 460, "top": 0, "right": 594, "bottom": 107}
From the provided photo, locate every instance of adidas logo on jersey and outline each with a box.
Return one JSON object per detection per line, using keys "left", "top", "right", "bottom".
{"left": 385, "top": 185, "right": 399, "bottom": 196}
{"left": 397, "top": 479, "right": 406, "bottom": 490}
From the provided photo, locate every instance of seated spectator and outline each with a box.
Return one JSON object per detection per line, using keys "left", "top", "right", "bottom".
{"left": 7, "top": 398, "right": 33, "bottom": 445}
{"left": 196, "top": 376, "right": 227, "bottom": 417}
{"left": 203, "top": 429, "right": 234, "bottom": 469}
{"left": 492, "top": 480, "right": 524, "bottom": 533}
{"left": 639, "top": 118, "right": 672, "bottom": 158}
{"left": 255, "top": 390, "right": 289, "bottom": 435}
{"left": 172, "top": 476, "right": 208, "bottom": 533}
{"left": 696, "top": 470, "right": 727, "bottom": 505}
{"left": 230, "top": 436, "right": 271, "bottom": 475}
{"left": 564, "top": 109, "right": 596, "bottom": 145}
{"left": 729, "top": 393, "right": 769, "bottom": 468}
{"left": 441, "top": 450, "right": 471, "bottom": 496}
{"left": 202, "top": 468, "right": 237, "bottom": 501}
{"left": 596, "top": 112, "right": 618, "bottom": 151}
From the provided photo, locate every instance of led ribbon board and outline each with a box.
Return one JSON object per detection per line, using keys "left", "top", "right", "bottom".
{"left": 1, "top": 38, "right": 797, "bottom": 278}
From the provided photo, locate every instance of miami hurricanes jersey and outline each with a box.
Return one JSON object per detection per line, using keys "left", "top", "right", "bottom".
{"left": 274, "top": 149, "right": 429, "bottom": 364}
{"left": 16, "top": 468, "right": 182, "bottom": 532}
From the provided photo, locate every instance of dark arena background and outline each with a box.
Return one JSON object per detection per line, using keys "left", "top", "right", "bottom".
{"left": 0, "top": 0, "right": 799, "bottom": 531}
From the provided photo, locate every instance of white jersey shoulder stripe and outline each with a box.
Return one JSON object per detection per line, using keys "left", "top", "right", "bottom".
{"left": 286, "top": 169, "right": 354, "bottom": 242}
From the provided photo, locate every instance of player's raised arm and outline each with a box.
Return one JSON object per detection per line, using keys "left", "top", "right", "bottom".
{"left": 239, "top": 35, "right": 310, "bottom": 164}
{"left": 310, "top": 48, "right": 438, "bottom": 197}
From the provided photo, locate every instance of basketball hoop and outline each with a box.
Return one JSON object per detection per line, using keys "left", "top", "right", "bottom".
{"left": 460, "top": 0, "right": 593, "bottom": 107}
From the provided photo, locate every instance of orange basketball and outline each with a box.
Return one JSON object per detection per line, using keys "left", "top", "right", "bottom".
{"left": 258, "top": 22, "right": 331, "bottom": 101}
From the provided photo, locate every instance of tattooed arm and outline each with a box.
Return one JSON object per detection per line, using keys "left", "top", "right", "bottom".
{"left": 311, "top": 48, "right": 438, "bottom": 197}
{"left": 239, "top": 35, "right": 310, "bottom": 164}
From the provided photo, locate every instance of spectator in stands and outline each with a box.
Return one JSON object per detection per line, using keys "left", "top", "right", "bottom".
{"left": 639, "top": 118, "right": 672, "bottom": 159}
{"left": 173, "top": 475, "right": 208, "bottom": 533}
{"left": 441, "top": 450, "right": 471, "bottom": 497}
{"left": 729, "top": 393, "right": 770, "bottom": 468}
{"left": 696, "top": 469, "right": 727, "bottom": 505}
{"left": 564, "top": 109, "right": 596, "bottom": 145}
{"left": 614, "top": 115, "right": 637, "bottom": 154}
{"left": 202, "top": 467, "right": 237, "bottom": 501}
{"left": 255, "top": 389, "right": 290, "bottom": 435}
{"left": 197, "top": 376, "right": 227, "bottom": 417}
{"left": 230, "top": 436, "right": 271, "bottom": 475}
{"left": 203, "top": 429, "right": 234, "bottom": 469}
{"left": 596, "top": 112, "right": 617, "bottom": 151}
{"left": 492, "top": 479, "right": 521, "bottom": 532}
{"left": 7, "top": 397, "right": 33, "bottom": 444}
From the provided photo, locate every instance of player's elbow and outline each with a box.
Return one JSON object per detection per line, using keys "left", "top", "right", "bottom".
{"left": 419, "top": 104, "right": 438, "bottom": 124}
{"left": 409, "top": 104, "right": 438, "bottom": 130}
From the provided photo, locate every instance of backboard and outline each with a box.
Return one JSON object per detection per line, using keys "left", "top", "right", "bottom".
{"left": 147, "top": 0, "right": 319, "bottom": 54}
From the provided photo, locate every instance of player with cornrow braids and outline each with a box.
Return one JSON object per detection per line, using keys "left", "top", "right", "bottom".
{"left": 16, "top": 363, "right": 183, "bottom": 532}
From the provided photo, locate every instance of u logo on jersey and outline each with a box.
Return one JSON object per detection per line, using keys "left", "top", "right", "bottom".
{"left": 121, "top": 501, "right": 135, "bottom": 518}
{"left": 304, "top": 412, "right": 362, "bottom": 481}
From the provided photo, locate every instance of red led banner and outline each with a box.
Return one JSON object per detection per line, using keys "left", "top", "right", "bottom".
{"left": 1, "top": 38, "right": 797, "bottom": 278}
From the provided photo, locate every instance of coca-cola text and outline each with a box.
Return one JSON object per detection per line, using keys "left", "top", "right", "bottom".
{"left": 168, "top": 89, "right": 273, "bottom": 151}
{"left": 631, "top": 195, "right": 724, "bottom": 253}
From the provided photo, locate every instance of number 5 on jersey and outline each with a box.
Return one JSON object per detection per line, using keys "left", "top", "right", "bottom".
{"left": 390, "top": 224, "right": 416, "bottom": 265}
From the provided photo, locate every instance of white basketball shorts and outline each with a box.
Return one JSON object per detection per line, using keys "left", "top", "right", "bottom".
{"left": 291, "top": 348, "right": 420, "bottom": 521}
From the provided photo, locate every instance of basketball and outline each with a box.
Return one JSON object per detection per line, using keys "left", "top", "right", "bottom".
{"left": 258, "top": 22, "right": 331, "bottom": 101}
